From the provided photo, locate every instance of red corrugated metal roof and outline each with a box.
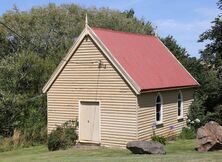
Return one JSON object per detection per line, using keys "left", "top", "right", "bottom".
{"left": 92, "top": 27, "right": 199, "bottom": 91}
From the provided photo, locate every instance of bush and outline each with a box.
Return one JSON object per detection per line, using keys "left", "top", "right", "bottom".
{"left": 188, "top": 101, "right": 205, "bottom": 131}
{"left": 48, "top": 120, "right": 78, "bottom": 151}
{"left": 179, "top": 127, "right": 196, "bottom": 139}
{"left": 202, "top": 105, "right": 222, "bottom": 125}
{"left": 0, "top": 126, "right": 47, "bottom": 152}
{"left": 151, "top": 135, "right": 167, "bottom": 145}
{"left": 0, "top": 130, "right": 25, "bottom": 152}
{"left": 0, "top": 137, "right": 13, "bottom": 152}
{"left": 23, "top": 125, "right": 47, "bottom": 145}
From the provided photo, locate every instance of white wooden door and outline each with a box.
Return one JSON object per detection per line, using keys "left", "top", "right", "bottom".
{"left": 79, "top": 101, "right": 100, "bottom": 143}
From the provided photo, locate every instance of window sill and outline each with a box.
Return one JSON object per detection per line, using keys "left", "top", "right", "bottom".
{"left": 177, "top": 117, "right": 184, "bottom": 122}
{"left": 156, "top": 121, "right": 163, "bottom": 125}
{"left": 155, "top": 122, "right": 164, "bottom": 128}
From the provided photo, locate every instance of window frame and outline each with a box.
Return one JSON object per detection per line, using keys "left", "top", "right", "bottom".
{"left": 155, "top": 92, "right": 163, "bottom": 124}
{"left": 177, "top": 91, "right": 183, "bottom": 119}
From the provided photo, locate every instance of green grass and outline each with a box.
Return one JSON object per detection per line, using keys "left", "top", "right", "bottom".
{"left": 0, "top": 140, "right": 222, "bottom": 162}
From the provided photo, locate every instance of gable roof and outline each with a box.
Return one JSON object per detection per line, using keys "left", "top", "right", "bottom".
{"left": 42, "top": 26, "right": 199, "bottom": 94}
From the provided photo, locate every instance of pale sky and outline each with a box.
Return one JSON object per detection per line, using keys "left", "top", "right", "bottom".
{"left": 0, "top": 0, "right": 220, "bottom": 57}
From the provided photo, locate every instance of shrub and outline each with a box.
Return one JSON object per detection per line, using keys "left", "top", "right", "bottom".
{"left": 0, "top": 130, "right": 27, "bottom": 152}
{"left": 48, "top": 120, "right": 78, "bottom": 151}
{"left": 151, "top": 135, "right": 167, "bottom": 145}
{"left": 187, "top": 101, "right": 205, "bottom": 131}
{"left": 179, "top": 127, "right": 196, "bottom": 139}
{"left": 0, "top": 137, "right": 13, "bottom": 152}
{"left": 201, "top": 105, "right": 222, "bottom": 125}
{"left": 23, "top": 125, "right": 47, "bottom": 146}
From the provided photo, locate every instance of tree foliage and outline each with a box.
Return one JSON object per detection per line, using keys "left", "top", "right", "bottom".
{"left": 0, "top": 51, "right": 47, "bottom": 137}
{"left": 161, "top": 35, "right": 189, "bottom": 64}
{"left": 197, "top": 0, "right": 222, "bottom": 125}
{"left": 199, "top": 0, "right": 222, "bottom": 80}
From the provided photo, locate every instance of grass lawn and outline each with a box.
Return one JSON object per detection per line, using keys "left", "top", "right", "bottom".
{"left": 0, "top": 139, "right": 222, "bottom": 162}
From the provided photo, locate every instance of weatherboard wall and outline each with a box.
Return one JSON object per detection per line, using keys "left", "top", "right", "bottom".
{"left": 137, "top": 89, "right": 194, "bottom": 140}
{"left": 47, "top": 36, "right": 138, "bottom": 147}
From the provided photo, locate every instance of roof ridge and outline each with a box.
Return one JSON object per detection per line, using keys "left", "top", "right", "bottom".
{"left": 92, "top": 27, "right": 155, "bottom": 38}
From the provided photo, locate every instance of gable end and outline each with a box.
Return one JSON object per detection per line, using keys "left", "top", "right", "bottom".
{"left": 42, "top": 26, "right": 140, "bottom": 94}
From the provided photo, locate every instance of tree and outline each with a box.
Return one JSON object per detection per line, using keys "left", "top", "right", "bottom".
{"left": 198, "top": 0, "right": 222, "bottom": 106}
{"left": 161, "top": 35, "right": 189, "bottom": 66}
{"left": 190, "top": 0, "right": 222, "bottom": 125}
{"left": 123, "top": 9, "right": 135, "bottom": 18}
{"left": 199, "top": 0, "right": 222, "bottom": 79}
{"left": 0, "top": 51, "right": 47, "bottom": 137}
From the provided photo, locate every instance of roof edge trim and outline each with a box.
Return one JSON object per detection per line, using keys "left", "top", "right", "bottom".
{"left": 140, "top": 85, "right": 199, "bottom": 93}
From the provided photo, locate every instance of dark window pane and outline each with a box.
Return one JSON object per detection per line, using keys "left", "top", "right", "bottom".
{"left": 156, "top": 112, "right": 160, "bottom": 121}
{"left": 156, "top": 96, "right": 161, "bottom": 103}
{"left": 178, "top": 107, "right": 181, "bottom": 116}
{"left": 156, "top": 94, "right": 162, "bottom": 122}
{"left": 178, "top": 93, "right": 181, "bottom": 100}
{"left": 178, "top": 98, "right": 181, "bottom": 116}
{"left": 178, "top": 101, "right": 181, "bottom": 108}
{"left": 156, "top": 104, "right": 161, "bottom": 112}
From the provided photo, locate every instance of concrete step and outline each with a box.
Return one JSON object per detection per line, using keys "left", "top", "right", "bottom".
{"left": 75, "top": 142, "right": 103, "bottom": 149}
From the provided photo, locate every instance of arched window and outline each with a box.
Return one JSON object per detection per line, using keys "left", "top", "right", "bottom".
{"left": 156, "top": 93, "right": 163, "bottom": 123}
{"left": 177, "top": 91, "right": 183, "bottom": 118}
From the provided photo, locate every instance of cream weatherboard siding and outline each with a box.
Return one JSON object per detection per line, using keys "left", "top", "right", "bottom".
{"left": 47, "top": 36, "right": 138, "bottom": 147}
{"left": 137, "top": 89, "right": 194, "bottom": 141}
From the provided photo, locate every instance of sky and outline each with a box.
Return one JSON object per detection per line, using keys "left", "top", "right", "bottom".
{"left": 0, "top": 0, "right": 220, "bottom": 57}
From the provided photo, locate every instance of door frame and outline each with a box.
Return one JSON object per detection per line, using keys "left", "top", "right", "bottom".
{"left": 78, "top": 100, "right": 101, "bottom": 144}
